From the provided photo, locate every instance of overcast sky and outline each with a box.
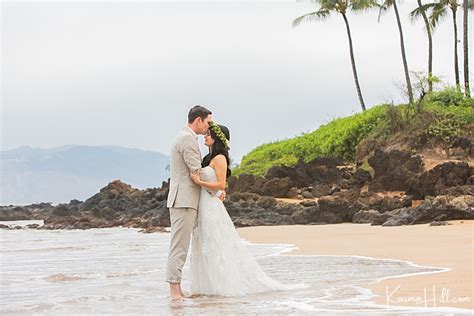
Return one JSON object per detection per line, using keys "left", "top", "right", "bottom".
{"left": 1, "top": 0, "right": 473, "bottom": 164}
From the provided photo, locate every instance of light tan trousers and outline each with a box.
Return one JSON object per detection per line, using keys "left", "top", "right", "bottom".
{"left": 165, "top": 207, "right": 197, "bottom": 283}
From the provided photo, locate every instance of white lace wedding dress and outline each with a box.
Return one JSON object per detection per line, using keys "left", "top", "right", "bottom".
{"left": 190, "top": 166, "right": 299, "bottom": 296}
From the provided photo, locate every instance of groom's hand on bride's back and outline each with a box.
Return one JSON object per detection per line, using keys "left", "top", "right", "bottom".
{"left": 190, "top": 170, "right": 201, "bottom": 184}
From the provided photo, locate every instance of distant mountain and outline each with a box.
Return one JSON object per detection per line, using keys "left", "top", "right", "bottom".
{"left": 0, "top": 145, "right": 169, "bottom": 205}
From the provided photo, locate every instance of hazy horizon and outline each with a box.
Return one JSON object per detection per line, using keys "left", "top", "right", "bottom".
{"left": 2, "top": 0, "right": 473, "bottom": 164}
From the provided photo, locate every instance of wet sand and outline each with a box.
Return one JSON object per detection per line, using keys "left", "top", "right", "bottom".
{"left": 237, "top": 220, "right": 474, "bottom": 310}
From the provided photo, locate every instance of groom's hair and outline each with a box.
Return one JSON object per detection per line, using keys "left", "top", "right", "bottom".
{"left": 188, "top": 105, "right": 212, "bottom": 124}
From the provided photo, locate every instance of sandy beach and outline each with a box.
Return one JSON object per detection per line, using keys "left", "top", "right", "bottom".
{"left": 237, "top": 220, "right": 474, "bottom": 311}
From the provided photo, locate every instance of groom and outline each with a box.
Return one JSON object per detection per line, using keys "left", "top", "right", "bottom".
{"left": 165, "top": 105, "right": 224, "bottom": 299}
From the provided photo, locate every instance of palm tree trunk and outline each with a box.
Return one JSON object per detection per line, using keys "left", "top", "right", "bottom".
{"left": 463, "top": 0, "right": 470, "bottom": 97}
{"left": 452, "top": 6, "right": 461, "bottom": 88}
{"left": 341, "top": 13, "right": 366, "bottom": 111}
{"left": 393, "top": 1, "right": 413, "bottom": 104}
{"left": 418, "top": 0, "right": 433, "bottom": 92}
{"left": 393, "top": 1, "right": 414, "bottom": 104}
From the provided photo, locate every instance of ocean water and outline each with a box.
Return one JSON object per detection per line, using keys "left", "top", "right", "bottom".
{"left": 0, "top": 220, "right": 471, "bottom": 315}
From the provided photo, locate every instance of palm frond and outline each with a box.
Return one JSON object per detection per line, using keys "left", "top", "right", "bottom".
{"left": 409, "top": 3, "right": 436, "bottom": 22}
{"left": 409, "top": 2, "right": 438, "bottom": 35}
{"left": 430, "top": 2, "right": 448, "bottom": 30}
{"left": 292, "top": 9, "right": 331, "bottom": 28}
{"left": 377, "top": 3, "right": 389, "bottom": 23}
{"left": 314, "top": 0, "right": 338, "bottom": 11}
{"left": 468, "top": 0, "right": 474, "bottom": 10}
{"left": 350, "top": 0, "right": 379, "bottom": 11}
{"left": 378, "top": 0, "right": 395, "bottom": 7}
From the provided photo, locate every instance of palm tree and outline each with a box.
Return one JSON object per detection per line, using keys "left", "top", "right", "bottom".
{"left": 416, "top": 1, "right": 462, "bottom": 89}
{"left": 378, "top": 0, "right": 414, "bottom": 104}
{"left": 462, "top": 0, "right": 471, "bottom": 97}
{"left": 293, "top": 0, "right": 378, "bottom": 112}
{"left": 413, "top": 1, "right": 473, "bottom": 94}
{"left": 414, "top": 0, "right": 474, "bottom": 89}
{"left": 411, "top": 0, "right": 434, "bottom": 93}
{"left": 435, "top": 0, "right": 461, "bottom": 88}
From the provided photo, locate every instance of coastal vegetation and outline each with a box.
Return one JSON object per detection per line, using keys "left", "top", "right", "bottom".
{"left": 233, "top": 85, "right": 473, "bottom": 176}
{"left": 234, "top": 0, "right": 473, "bottom": 177}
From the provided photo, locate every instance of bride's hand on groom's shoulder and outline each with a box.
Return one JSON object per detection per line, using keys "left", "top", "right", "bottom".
{"left": 190, "top": 171, "right": 201, "bottom": 185}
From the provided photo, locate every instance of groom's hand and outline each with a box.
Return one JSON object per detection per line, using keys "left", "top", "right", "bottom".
{"left": 190, "top": 171, "right": 201, "bottom": 184}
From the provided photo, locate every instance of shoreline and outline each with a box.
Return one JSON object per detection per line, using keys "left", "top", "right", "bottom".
{"left": 237, "top": 220, "right": 474, "bottom": 310}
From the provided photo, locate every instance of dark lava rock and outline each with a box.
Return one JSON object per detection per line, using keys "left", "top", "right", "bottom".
{"left": 25, "top": 223, "right": 41, "bottom": 229}
{"left": 229, "top": 157, "right": 370, "bottom": 198}
{"left": 357, "top": 191, "right": 413, "bottom": 213}
{"left": 407, "top": 161, "right": 471, "bottom": 199}
{"left": 380, "top": 195, "right": 474, "bottom": 226}
{"left": 368, "top": 149, "right": 423, "bottom": 192}
{"left": 352, "top": 209, "right": 387, "bottom": 224}
{"left": 429, "top": 221, "right": 451, "bottom": 226}
{"left": 311, "top": 184, "right": 332, "bottom": 198}
{"left": 318, "top": 190, "right": 362, "bottom": 223}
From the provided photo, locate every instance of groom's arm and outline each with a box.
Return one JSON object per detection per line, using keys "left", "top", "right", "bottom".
{"left": 180, "top": 134, "right": 202, "bottom": 174}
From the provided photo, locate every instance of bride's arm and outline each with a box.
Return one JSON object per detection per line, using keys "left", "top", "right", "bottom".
{"left": 190, "top": 155, "right": 227, "bottom": 191}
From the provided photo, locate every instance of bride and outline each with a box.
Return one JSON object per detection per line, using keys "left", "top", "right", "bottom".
{"left": 189, "top": 122, "right": 298, "bottom": 296}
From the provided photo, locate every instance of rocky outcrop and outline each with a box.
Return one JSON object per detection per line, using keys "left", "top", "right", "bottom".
{"left": 375, "top": 195, "right": 474, "bottom": 226}
{"left": 0, "top": 180, "right": 171, "bottom": 232}
{"left": 367, "top": 149, "right": 472, "bottom": 199}
{"left": 317, "top": 190, "right": 362, "bottom": 223}
{"left": 352, "top": 209, "right": 390, "bottom": 224}
{"left": 0, "top": 203, "right": 53, "bottom": 221}
{"left": 348, "top": 194, "right": 474, "bottom": 226}
{"left": 1, "top": 146, "right": 472, "bottom": 231}
{"left": 407, "top": 161, "right": 471, "bottom": 199}
{"left": 224, "top": 193, "right": 296, "bottom": 226}
{"left": 367, "top": 149, "right": 423, "bottom": 192}
{"left": 357, "top": 191, "right": 412, "bottom": 213}
{"left": 228, "top": 157, "right": 371, "bottom": 198}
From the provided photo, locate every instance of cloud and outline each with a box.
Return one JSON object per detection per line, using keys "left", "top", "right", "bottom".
{"left": 2, "top": 1, "right": 472, "bottom": 163}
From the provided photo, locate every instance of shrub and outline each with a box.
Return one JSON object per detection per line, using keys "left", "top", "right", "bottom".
{"left": 424, "top": 102, "right": 474, "bottom": 124}
{"left": 233, "top": 89, "right": 473, "bottom": 177}
{"left": 427, "top": 113, "right": 462, "bottom": 142}
{"left": 425, "top": 86, "right": 472, "bottom": 107}
{"left": 233, "top": 104, "right": 387, "bottom": 176}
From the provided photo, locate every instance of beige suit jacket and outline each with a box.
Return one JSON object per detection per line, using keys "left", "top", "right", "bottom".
{"left": 166, "top": 126, "right": 202, "bottom": 210}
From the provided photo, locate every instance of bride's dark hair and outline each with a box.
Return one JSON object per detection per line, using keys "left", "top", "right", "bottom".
{"left": 202, "top": 124, "right": 231, "bottom": 178}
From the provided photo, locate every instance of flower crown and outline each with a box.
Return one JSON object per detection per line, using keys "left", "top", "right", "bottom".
{"left": 208, "top": 121, "right": 230, "bottom": 150}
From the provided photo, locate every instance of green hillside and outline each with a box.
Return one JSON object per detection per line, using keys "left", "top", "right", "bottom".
{"left": 233, "top": 87, "right": 473, "bottom": 177}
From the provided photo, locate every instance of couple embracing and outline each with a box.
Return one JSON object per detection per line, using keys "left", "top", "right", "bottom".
{"left": 165, "top": 105, "right": 299, "bottom": 299}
